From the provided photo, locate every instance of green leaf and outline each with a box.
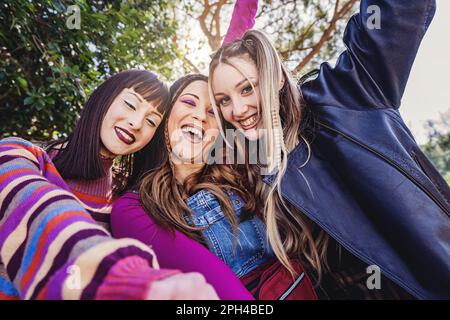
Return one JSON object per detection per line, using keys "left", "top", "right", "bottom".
{"left": 17, "top": 77, "right": 28, "bottom": 90}
{"left": 24, "top": 96, "right": 34, "bottom": 105}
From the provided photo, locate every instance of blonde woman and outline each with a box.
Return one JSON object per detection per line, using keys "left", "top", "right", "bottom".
{"left": 208, "top": 0, "right": 449, "bottom": 299}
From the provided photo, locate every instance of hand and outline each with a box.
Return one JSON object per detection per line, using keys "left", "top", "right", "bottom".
{"left": 146, "top": 272, "right": 219, "bottom": 300}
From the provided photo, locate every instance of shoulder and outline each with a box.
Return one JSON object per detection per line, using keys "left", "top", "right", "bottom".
{"left": 186, "top": 188, "right": 244, "bottom": 212}
{"left": 111, "top": 191, "right": 147, "bottom": 227}
{"left": 113, "top": 191, "right": 141, "bottom": 208}
{"left": 1, "top": 137, "right": 38, "bottom": 148}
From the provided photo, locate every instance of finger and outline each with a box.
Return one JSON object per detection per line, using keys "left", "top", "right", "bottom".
{"left": 185, "top": 272, "right": 206, "bottom": 284}
{"left": 146, "top": 281, "right": 174, "bottom": 300}
{"left": 201, "top": 284, "right": 220, "bottom": 300}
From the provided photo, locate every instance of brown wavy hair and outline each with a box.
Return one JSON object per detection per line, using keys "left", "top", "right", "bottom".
{"left": 138, "top": 74, "right": 261, "bottom": 242}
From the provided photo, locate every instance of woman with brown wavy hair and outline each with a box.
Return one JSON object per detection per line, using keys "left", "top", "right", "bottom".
{"left": 111, "top": 74, "right": 318, "bottom": 300}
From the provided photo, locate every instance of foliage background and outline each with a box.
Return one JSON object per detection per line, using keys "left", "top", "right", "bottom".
{"left": 0, "top": 0, "right": 448, "bottom": 183}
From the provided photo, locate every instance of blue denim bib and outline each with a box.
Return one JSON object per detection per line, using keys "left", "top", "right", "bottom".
{"left": 184, "top": 189, "right": 275, "bottom": 278}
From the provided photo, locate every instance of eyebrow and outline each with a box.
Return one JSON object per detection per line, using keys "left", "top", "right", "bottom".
{"left": 180, "top": 93, "right": 200, "bottom": 100}
{"left": 214, "top": 77, "right": 256, "bottom": 97}
{"left": 151, "top": 111, "right": 163, "bottom": 120}
{"left": 125, "top": 91, "right": 163, "bottom": 118}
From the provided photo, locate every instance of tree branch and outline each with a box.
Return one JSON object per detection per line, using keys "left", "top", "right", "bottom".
{"left": 256, "top": 0, "right": 296, "bottom": 19}
{"left": 279, "top": 12, "right": 327, "bottom": 59}
{"left": 197, "top": 0, "right": 228, "bottom": 51}
{"left": 198, "top": 0, "right": 214, "bottom": 49}
{"left": 182, "top": 56, "right": 201, "bottom": 73}
{"left": 291, "top": 0, "right": 357, "bottom": 75}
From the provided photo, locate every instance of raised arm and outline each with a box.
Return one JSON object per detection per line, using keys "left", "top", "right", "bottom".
{"left": 111, "top": 192, "right": 254, "bottom": 300}
{"left": 301, "top": 0, "right": 436, "bottom": 109}
{"left": 0, "top": 138, "right": 179, "bottom": 299}
{"left": 223, "top": 0, "right": 258, "bottom": 46}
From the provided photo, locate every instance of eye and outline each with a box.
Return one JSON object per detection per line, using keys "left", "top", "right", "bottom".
{"left": 207, "top": 108, "right": 215, "bottom": 117}
{"left": 217, "top": 96, "right": 230, "bottom": 107}
{"left": 146, "top": 118, "right": 157, "bottom": 127}
{"left": 181, "top": 99, "right": 196, "bottom": 107}
{"left": 124, "top": 100, "right": 136, "bottom": 110}
{"left": 241, "top": 84, "right": 253, "bottom": 95}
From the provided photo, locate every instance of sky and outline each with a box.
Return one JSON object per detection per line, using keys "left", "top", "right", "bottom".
{"left": 400, "top": 0, "right": 450, "bottom": 144}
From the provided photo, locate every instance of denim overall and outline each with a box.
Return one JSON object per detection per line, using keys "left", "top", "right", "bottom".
{"left": 185, "top": 189, "right": 275, "bottom": 278}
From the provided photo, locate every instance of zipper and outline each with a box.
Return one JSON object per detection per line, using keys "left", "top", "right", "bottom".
{"left": 317, "top": 121, "right": 450, "bottom": 218}
{"left": 278, "top": 272, "right": 305, "bottom": 300}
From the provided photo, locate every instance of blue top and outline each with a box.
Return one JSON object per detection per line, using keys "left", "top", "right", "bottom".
{"left": 185, "top": 189, "right": 275, "bottom": 277}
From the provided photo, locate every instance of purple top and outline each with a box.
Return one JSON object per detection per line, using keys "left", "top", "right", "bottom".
{"left": 222, "top": 0, "right": 258, "bottom": 46}
{"left": 110, "top": 192, "right": 254, "bottom": 300}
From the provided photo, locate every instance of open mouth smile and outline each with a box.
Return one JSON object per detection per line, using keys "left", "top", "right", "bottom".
{"left": 181, "top": 124, "right": 204, "bottom": 144}
{"left": 238, "top": 114, "right": 259, "bottom": 130}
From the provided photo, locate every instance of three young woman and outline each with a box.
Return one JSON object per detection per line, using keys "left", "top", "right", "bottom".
{"left": 2, "top": 0, "right": 448, "bottom": 300}
{"left": 112, "top": 73, "right": 319, "bottom": 300}
{"left": 0, "top": 70, "right": 218, "bottom": 300}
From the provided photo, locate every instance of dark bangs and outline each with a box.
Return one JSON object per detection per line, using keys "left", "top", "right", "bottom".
{"left": 133, "top": 77, "right": 170, "bottom": 114}
{"left": 47, "top": 69, "right": 170, "bottom": 196}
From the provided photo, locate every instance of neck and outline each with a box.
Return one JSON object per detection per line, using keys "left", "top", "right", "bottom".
{"left": 100, "top": 152, "right": 116, "bottom": 161}
{"left": 100, "top": 144, "right": 117, "bottom": 160}
{"left": 173, "top": 162, "right": 204, "bottom": 184}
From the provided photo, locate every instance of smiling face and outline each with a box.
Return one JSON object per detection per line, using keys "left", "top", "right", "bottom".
{"left": 212, "top": 56, "right": 263, "bottom": 141}
{"left": 167, "top": 80, "right": 219, "bottom": 163}
{"left": 100, "top": 88, "right": 163, "bottom": 157}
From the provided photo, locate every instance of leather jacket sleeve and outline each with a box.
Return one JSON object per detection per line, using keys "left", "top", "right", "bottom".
{"left": 301, "top": 0, "right": 436, "bottom": 110}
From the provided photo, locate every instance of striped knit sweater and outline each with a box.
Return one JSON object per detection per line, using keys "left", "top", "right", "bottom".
{"left": 0, "top": 137, "right": 179, "bottom": 300}
{"left": 46, "top": 148, "right": 114, "bottom": 231}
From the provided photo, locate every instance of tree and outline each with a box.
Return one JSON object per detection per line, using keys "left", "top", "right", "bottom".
{"left": 422, "top": 110, "right": 450, "bottom": 185}
{"left": 173, "top": 0, "right": 358, "bottom": 76}
{"left": 260, "top": 0, "right": 358, "bottom": 74}
{"left": 0, "top": 0, "right": 179, "bottom": 140}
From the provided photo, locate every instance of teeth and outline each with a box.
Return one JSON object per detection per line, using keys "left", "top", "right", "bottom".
{"left": 240, "top": 115, "right": 258, "bottom": 127}
{"left": 181, "top": 126, "right": 203, "bottom": 140}
{"left": 116, "top": 128, "right": 133, "bottom": 142}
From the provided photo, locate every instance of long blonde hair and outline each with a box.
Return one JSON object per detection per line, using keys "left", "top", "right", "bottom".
{"left": 209, "top": 30, "right": 329, "bottom": 278}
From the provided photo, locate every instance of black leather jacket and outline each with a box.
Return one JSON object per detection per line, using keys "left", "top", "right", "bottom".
{"left": 267, "top": 0, "right": 450, "bottom": 299}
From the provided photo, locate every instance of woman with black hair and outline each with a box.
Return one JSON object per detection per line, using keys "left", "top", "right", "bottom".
{"left": 44, "top": 69, "right": 170, "bottom": 229}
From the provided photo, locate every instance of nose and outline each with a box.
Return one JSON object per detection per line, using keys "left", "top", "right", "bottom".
{"left": 192, "top": 105, "right": 207, "bottom": 122}
{"left": 128, "top": 113, "right": 144, "bottom": 130}
{"left": 232, "top": 98, "right": 248, "bottom": 119}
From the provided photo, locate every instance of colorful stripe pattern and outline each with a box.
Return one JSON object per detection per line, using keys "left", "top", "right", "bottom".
{"left": 0, "top": 138, "right": 178, "bottom": 299}
{"left": 45, "top": 148, "right": 115, "bottom": 231}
